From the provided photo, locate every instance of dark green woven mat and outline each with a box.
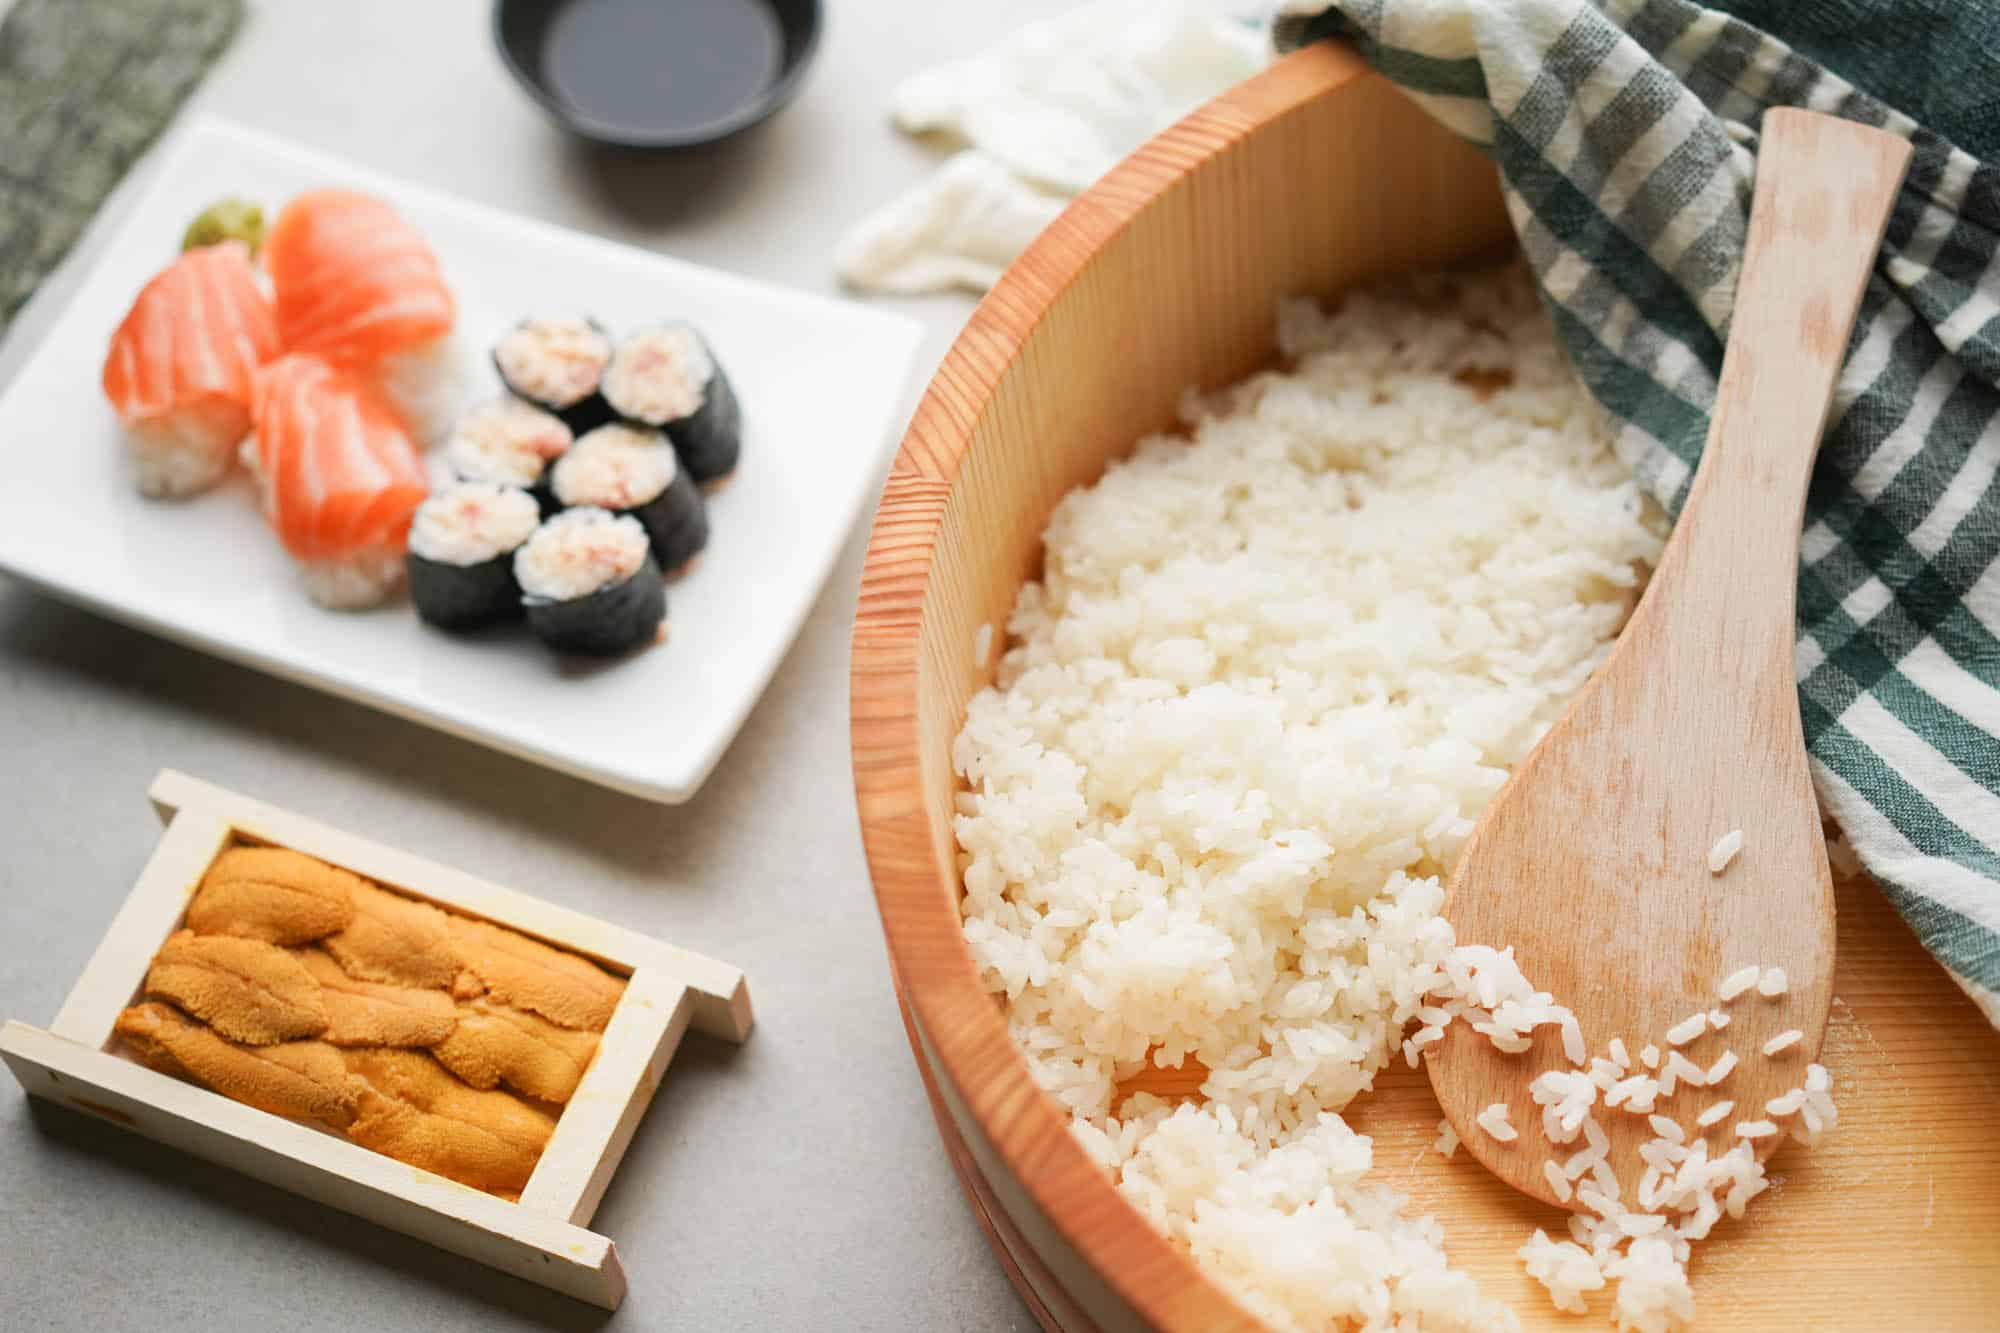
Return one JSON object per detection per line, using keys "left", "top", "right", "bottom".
{"left": 0, "top": 0, "right": 244, "bottom": 334}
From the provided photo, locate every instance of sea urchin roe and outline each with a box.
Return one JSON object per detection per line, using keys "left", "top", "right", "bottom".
{"left": 115, "top": 1001, "right": 359, "bottom": 1129}
{"left": 117, "top": 847, "right": 632, "bottom": 1199}
{"left": 514, "top": 507, "right": 650, "bottom": 602}
{"left": 143, "top": 931, "right": 329, "bottom": 1045}
{"left": 291, "top": 946, "right": 460, "bottom": 1048}
{"left": 186, "top": 846, "right": 360, "bottom": 944}
{"left": 323, "top": 881, "right": 461, "bottom": 991}
{"left": 445, "top": 915, "right": 625, "bottom": 1031}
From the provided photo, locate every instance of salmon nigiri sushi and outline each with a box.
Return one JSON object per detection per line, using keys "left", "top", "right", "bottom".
{"left": 249, "top": 354, "right": 431, "bottom": 609}
{"left": 101, "top": 241, "right": 280, "bottom": 497}
{"left": 264, "top": 188, "right": 464, "bottom": 446}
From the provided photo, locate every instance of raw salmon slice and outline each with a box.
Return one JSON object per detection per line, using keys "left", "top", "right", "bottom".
{"left": 250, "top": 354, "right": 430, "bottom": 608}
{"left": 101, "top": 241, "right": 280, "bottom": 497}
{"left": 264, "top": 188, "right": 455, "bottom": 365}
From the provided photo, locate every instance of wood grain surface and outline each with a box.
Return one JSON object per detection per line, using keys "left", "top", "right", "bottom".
{"left": 1433, "top": 110, "right": 1915, "bottom": 1208}
{"left": 851, "top": 43, "right": 2000, "bottom": 1333}
{"left": 1120, "top": 862, "right": 2000, "bottom": 1329}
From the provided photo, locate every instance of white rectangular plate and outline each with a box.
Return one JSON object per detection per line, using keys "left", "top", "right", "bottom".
{"left": 0, "top": 118, "right": 921, "bottom": 802}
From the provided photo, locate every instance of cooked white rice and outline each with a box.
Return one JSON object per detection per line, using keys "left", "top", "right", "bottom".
{"left": 1476, "top": 1102, "right": 1518, "bottom": 1143}
{"left": 1664, "top": 1013, "right": 1708, "bottom": 1047}
{"left": 1758, "top": 967, "right": 1789, "bottom": 997}
{"left": 1718, "top": 965, "right": 1762, "bottom": 1002}
{"left": 1433, "top": 1118, "right": 1459, "bottom": 1160}
{"left": 514, "top": 507, "right": 649, "bottom": 601}
{"left": 952, "top": 270, "right": 1664, "bottom": 1330}
{"left": 1519, "top": 1229, "right": 1602, "bottom": 1314}
{"left": 552, "top": 425, "right": 677, "bottom": 511}
{"left": 445, "top": 394, "right": 574, "bottom": 486}
{"left": 299, "top": 543, "right": 405, "bottom": 610}
{"left": 1705, "top": 829, "right": 1743, "bottom": 874}
{"left": 1662, "top": 1051, "right": 1707, "bottom": 1093}
{"left": 1762, "top": 1030, "right": 1803, "bottom": 1056}
{"left": 495, "top": 315, "right": 612, "bottom": 409}
{"left": 128, "top": 405, "right": 247, "bottom": 498}
{"left": 603, "top": 325, "right": 711, "bottom": 422}
{"left": 378, "top": 331, "right": 473, "bottom": 449}
{"left": 409, "top": 482, "right": 540, "bottom": 566}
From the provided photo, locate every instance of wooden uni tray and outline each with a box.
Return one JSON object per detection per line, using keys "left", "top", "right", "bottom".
{"left": 0, "top": 770, "right": 753, "bottom": 1309}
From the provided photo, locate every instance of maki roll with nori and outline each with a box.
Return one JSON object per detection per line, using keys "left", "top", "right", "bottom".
{"left": 406, "top": 482, "right": 541, "bottom": 630}
{"left": 515, "top": 508, "right": 664, "bottom": 656}
{"left": 601, "top": 325, "right": 741, "bottom": 485}
{"left": 493, "top": 316, "right": 615, "bottom": 433}
{"left": 444, "top": 395, "right": 574, "bottom": 511}
{"left": 550, "top": 424, "right": 709, "bottom": 572}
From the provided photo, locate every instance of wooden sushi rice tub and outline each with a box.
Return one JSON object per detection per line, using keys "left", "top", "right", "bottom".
{"left": 850, "top": 42, "right": 2000, "bottom": 1333}
{"left": 0, "top": 770, "right": 752, "bottom": 1310}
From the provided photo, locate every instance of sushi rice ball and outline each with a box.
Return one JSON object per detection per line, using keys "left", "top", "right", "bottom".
{"left": 601, "top": 324, "right": 741, "bottom": 485}
{"left": 444, "top": 395, "right": 575, "bottom": 509}
{"left": 493, "top": 316, "right": 615, "bottom": 433}
{"left": 550, "top": 424, "right": 708, "bottom": 573}
{"left": 407, "top": 482, "right": 541, "bottom": 630}
{"left": 245, "top": 354, "right": 429, "bottom": 611}
{"left": 377, "top": 331, "right": 476, "bottom": 450}
{"left": 101, "top": 241, "right": 280, "bottom": 498}
{"left": 515, "top": 507, "right": 664, "bottom": 656}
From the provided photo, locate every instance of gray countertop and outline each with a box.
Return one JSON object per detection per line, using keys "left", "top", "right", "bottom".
{"left": 0, "top": 2, "right": 1071, "bottom": 1328}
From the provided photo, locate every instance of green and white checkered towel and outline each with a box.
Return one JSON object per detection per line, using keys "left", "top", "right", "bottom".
{"left": 1276, "top": 0, "right": 2000, "bottom": 1025}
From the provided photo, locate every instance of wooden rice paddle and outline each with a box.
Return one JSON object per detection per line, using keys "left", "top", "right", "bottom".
{"left": 1428, "top": 110, "right": 1912, "bottom": 1206}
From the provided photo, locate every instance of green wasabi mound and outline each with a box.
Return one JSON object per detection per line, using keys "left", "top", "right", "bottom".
{"left": 182, "top": 197, "right": 265, "bottom": 255}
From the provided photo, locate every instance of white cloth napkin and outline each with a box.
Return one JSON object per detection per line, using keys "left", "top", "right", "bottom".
{"left": 834, "top": 1, "right": 1268, "bottom": 295}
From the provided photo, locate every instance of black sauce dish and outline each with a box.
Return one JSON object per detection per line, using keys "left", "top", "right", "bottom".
{"left": 493, "top": 0, "right": 822, "bottom": 149}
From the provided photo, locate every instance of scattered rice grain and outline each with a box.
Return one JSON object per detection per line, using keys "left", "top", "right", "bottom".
{"left": 1718, "top": 966, "right": 1762, "bottom": 1002}
{"left": 1665, "top": 1012, "right": 1708, "bottom": 1046}
{"left": 1477, "top": 1102, "right": 1518, "bottom": 1142}
{"left": 1433, "top": 1118, "right": 1460, "bottom": 1159}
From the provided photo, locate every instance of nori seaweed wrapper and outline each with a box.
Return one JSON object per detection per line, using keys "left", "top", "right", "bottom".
{"left": 523, "top": 551, "right": 665, "bottom": 656}
{"left": 605, "top": 325, "right": 741, "bottom": 484}
{"left": 408, "top": 549, "right": 524, "bottom": 630}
